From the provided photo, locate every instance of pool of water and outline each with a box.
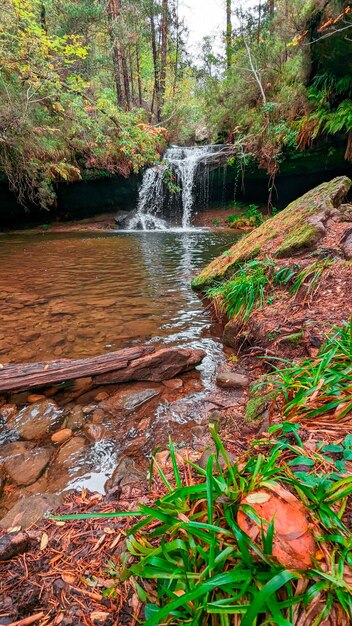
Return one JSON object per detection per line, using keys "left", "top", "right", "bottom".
{"left": 0, "top": 229, "right": 243, "bottom": 501}
{"left": 0, "top": 230, "right": 238, "bottom": 365}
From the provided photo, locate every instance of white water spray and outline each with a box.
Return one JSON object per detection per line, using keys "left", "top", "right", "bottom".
{"left": 128, "top": 145, "right": 227, "bottom": 231}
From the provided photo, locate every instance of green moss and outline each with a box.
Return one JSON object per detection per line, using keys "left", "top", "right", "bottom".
{"left": 275, "top": 223, "right": 320, "bottom": 258}
{"left": 244, "top": 379, "right": 279, "bottom": 424}
{"left": 192, "top": 176, "right": 352, "bottom": 290}
{"left": 280, "top": 331, "right": 304, "bottom": 345}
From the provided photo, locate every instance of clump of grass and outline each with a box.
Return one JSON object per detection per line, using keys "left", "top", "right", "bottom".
{"left": 52, "top": 425, "right": 352, "bottom": 625}
{"left": 269, "top": 318, "right": 352, "bottom": 423}
{"left": 228, "top": 204, "right": 263, "bottom": 228}
{"left": 289, "top": 258, "right": 334, "bottom": 298}
{"left": 207, "top": 258, "right": 274, "bottom": 321}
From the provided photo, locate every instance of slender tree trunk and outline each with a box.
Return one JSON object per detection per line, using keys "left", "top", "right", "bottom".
{"left": 160, "top": 0, "right": 168, "bottom": 111}
{"left": 120, "top": 48, "right": 131, "bottom": 110}
{"left": 226, "top": 0, "right": 232, "bottom": 68}
{"left": 150, "top": 0, "right": 161, "bottom": 121}
{"left": 40, "top": 2, "right": 47, "bottom": 33}
{"left": 136, "top": 41, "right": 143, "bottom": 106}
{"left": 172, "top": 0, "right": 179, "bottom": 95}
{"left": 257, "top": 0, "right": 262, "bottom": 44}
{"left": 268, "top": 0, "right": 275, "bottom": 16}
{"left": 128, "top": 47, "right": 135, "bottom": 104}
{"left": 107, "top": 0, "right": 125, "bottom": 108}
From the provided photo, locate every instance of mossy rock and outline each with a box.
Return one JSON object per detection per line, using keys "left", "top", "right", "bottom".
{"left": 244, "top": 378, "right": 279, "bottom": 424}
{"left": 192, "top": 176, "right": 351, "bottom": 290}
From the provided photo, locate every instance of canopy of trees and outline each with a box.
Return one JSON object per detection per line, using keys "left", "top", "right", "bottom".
{"left": 0, "top": 0, "right": 351, "bottom": 210}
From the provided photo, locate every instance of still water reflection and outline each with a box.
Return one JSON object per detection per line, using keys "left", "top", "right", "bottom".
{"left": 0, "top": 230, "right": 238, "bottom": 364}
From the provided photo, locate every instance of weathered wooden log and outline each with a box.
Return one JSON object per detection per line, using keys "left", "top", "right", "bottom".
{"left": 0, "top": 346, "right": 155, "bottom": 392}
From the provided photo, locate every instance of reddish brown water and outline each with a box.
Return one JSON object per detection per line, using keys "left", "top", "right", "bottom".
{"left": 0, "top": 231, "right": 237, "bottom": 364}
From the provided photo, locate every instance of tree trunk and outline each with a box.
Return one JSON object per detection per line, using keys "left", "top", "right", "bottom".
{"left": 268, "top": 0, "right": 275, "bottom": 16}
{"left": 120, "top": 46, "right": 131, "bottom": 110}
{"left": 160, "top": 0, "right": 168, "bottom": 111}
{"left": 107, "top": 0, "right": 125, "bottom": 108}
{"left": 128, "top": 46, "right": 135, "bottom": 104}
{"left": 172, "top": 0, "right": 179, "bottom": 95}
{"left": 150, "top": 0, "right": 161, "bottom": 121}
{"left": 136, "top": 41, "right": 143, "bottom": 106}
{"left": 226, "top": 0, "right": 232, "bottom": 68}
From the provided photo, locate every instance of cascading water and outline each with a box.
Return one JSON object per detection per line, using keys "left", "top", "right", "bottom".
{"left": 128, "top": 145, "right": 228, "bottom": 231}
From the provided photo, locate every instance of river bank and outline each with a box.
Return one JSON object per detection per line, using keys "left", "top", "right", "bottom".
{"left": 0, "top": 178, "right": 351, "bottom": 625}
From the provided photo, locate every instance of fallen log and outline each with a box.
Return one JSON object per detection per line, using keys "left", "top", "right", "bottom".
{"left": 0, "top": 346, "right": 155, "bottom": 392}
{"left": 0, "top": 346, "right": 206, "bottom": 393}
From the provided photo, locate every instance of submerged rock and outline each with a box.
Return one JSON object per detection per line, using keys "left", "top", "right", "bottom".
{"left": 101, "top": 386, "right": 161, "bottom": 414}
{"left": 7, "top": 400, "right": 64, "bottom": 440}
{"left": 65, "top": 406, "right": 85, "bottom": 430}
{"left": 55, "top": 436, "right": 87, "bottom": 467}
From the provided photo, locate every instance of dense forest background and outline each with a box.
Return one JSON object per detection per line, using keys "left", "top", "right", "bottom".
{"left": 0, "top": 0, "right": 351, "bottom": 210}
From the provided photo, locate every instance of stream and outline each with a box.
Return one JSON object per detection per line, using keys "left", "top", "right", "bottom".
{"left": 0, "top": 229, "right": 240, "bottom": 506}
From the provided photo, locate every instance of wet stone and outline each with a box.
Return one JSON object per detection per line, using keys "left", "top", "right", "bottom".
{"left": 0, "top": 494, "right": 62, "bottom": 529}
{"left": 8, "top": 400, "right": 64, "bottom": 440}
{"left": 216, "top": 369, "right": 249, "bottom": 390}
{"left": 0, "top": 404, "right": 18, "bottom": 422}
{"left": 162, "top": 378, "right": 184, "bottom": 390}
{"left": 65, "top": 406, "right": 85, "bottom": 430}
{"left": 0, "top": 441, "right": 35, "bottom": 463}
{"left": 5, "top": 445, "right": 54, "bottom": 486}
{"left": 51, "top": 428, "right": 72, "bottom": 444}
{"left": 83, "top": 423, "right": 104, "bottom": 441}
{"left": 101, "top": 385, "right": 161, "bottom": 413}
{"left": 55, "top": 436, "right": 87, "bottom": 467}
{"left": 27, "top": 394, "right": 46, "bottom": 403}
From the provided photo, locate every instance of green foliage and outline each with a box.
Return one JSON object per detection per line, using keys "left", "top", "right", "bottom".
{"left": 228, "top": 204, "right": 263, "bottom": 228}
{"left": 207, "top": 258, "right": 274, "bottom": 321}
{"left": 270, "top": 318, "right": 352, "bottom": 421}
{"left": 0, "top": 0, "right": 165, "bottom": 209}
{"left": 52, "top": 425, "right": 352, "bottom": 625}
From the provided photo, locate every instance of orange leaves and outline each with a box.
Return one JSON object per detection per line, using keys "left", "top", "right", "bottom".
{"left": 238, "top": 484, "right": 316, "bottom": 570}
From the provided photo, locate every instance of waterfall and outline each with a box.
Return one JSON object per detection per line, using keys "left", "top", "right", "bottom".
{"left": 128, "top": 145, "right": 228, "bottom": 231}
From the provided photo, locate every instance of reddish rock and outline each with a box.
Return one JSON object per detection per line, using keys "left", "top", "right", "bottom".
{"left": 94, "top": 348, "right": 206, "bottom": 384}
{"left": 0, "top": 494, "right": 62, "bottom": 529}
{"left": 27, "top": 394, "right": 46, "bottom": 403}
{"left": 83, "top": 423, "right": 104, "bottom": 441}
{"left": 216, "top": 369, "right": 249, "bottom": 389}
{"left": 55, "top": 436, "right": 87, "bottom": 466}
{"left": 8, "top": 400, "right": 63, "bottom": 440}
{"left": 162, "top": 378, "right": 184, "bottom": 390}
{"left": 51, "top": 428, "right": 72, "bottom": 444}
{"left": 5, "top": 446, "right": 54, "bottom": 486}
{"left": 0, "top": 404, "right": 18, "bottom": 422}
{"left": 95, "top": 391, "right": 109, "bottom": 402}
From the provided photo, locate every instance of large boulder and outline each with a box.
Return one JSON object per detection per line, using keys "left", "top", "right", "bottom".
{"left": 94, "top": 347, "right": 206, "bottom": 385}
{"left": 192, "top": 176, "right": 352, "bottom": 289}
